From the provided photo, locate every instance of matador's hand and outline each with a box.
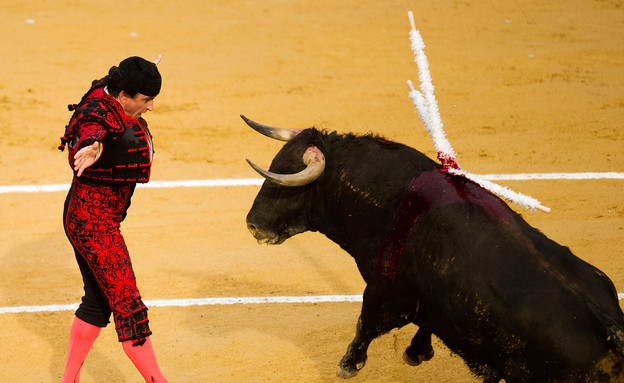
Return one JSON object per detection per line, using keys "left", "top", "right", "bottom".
{"left": 74, "top": 141, "right": 102, "bottom": 177}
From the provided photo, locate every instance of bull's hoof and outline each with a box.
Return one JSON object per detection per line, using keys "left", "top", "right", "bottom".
{"left": 402, "top": 346, "right": 434, "bottom": 366}
{"left": 336, "top": 356, "right": 366, "bottom": 379}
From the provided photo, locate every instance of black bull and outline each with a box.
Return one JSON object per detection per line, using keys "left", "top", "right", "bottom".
{"left": 242, "top": 115, "right": 624, "bottom": 382}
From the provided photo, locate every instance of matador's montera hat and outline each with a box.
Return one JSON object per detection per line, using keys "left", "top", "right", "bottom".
{"left": 118, "top": 56, "right": 162, "bottom": 97}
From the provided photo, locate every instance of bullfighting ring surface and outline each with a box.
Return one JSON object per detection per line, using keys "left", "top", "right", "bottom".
{"left": 1, "top": 1, "right": 623, "bottom": 381}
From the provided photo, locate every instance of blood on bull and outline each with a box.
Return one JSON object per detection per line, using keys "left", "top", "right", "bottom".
{"left": 242, "top": 114, "right": 624, "bottom": 383}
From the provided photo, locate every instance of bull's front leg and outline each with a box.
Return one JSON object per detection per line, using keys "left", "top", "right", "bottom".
{"left": 337, "top": 315, "right": 371, "bottom": 378}
{"left": 337, "top": 284, "right": 416, "bottom": 379}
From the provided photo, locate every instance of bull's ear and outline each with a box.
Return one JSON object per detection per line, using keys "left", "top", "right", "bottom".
{"left": 246, "top": 146, "right": 325, "bottom": 187}
{"left": 241, "top": 114, "right": 302, "bottom": 142}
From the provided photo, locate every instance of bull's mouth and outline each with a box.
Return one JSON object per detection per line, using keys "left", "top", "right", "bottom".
{"left": 256, "top": 236, "right": 286, "bottom": 245}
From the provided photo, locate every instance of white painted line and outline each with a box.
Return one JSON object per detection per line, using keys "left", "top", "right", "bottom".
{"left": 0, "top": 183, "right": 72, "bottom": 193}
{"left": 141, "top": 178, "right": 264, "bottom": 189}
{"left": 481, "top": 172, "right": 624, "bottom": 181}
{"left": 0, "top": 303, "right": 79, "bottom": 314}
{"left": 0, "top": 178, "right": 264, "bottom": 194}
{"left": 2, "top": 293, "right": 622, "bottom": 314}
{"left": 146, "top": 295, "right": 363, "bottom": 307}
{"left": 0, "top": 295, "right": 363, "bottom": 315}
{"left": 0, "top": 173, "right": 623, "bottom": 194}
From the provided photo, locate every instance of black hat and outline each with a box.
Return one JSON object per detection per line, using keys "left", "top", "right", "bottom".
{"left": 118, "top": 56, "right": 162, "bottom": 97}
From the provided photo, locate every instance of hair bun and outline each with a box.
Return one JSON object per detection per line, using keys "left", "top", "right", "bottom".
{"left": 106, "top": 66, "right": 124, "bottom": 93}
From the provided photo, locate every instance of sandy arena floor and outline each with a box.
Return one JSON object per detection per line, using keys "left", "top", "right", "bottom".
{"left": 1, "top": 0, "right": 623, "bottom": 381}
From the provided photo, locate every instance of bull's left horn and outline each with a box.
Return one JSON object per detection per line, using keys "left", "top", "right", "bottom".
{"left": 246, "top": 146, "right": 325, "bottom": 187}
{"left": 241, "top": 114, "right": 302, "bottom": 141}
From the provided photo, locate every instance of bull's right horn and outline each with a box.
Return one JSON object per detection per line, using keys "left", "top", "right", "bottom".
{"left": 246, "top": 146, "right": 325, "bottom": 187}
{"left": 240, "top": 114, "right": 302, "bottom": 142}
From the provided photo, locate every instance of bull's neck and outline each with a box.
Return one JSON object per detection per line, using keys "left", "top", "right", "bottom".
{"left": 312, "top": 167, "right": 407, "bottom": 257}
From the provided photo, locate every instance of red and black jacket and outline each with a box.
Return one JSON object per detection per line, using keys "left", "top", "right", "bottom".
{"left": 59, "top": 79, "right": 153, "bottom": 184}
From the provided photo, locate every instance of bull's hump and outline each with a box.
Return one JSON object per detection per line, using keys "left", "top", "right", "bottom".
{"left": 409, "top": 170, "right": 514, "bottom": 221}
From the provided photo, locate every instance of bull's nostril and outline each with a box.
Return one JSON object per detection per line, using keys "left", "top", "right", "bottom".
{"left": 247, "top": 223, "right": 257, "bottom": 234}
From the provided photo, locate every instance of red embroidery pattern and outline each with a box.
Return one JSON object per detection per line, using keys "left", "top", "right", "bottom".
{"left": 65, "top": 179, "right": 151, "bottom": 343}
{"left": 59, "top": 81, "right": 153, "bottom": 184}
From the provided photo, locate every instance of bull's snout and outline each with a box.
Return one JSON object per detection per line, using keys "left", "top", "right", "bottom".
{"left": 247, "top": 222, "right": 259, "bottom": 238}
{"left": 247, "top": 221, "right": 271, "bottom": 244}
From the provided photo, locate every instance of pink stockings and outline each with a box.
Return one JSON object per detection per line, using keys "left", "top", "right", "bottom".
{"left": 61, "top": 316, "right": 101, "bottom": 383}
{"left": 61, "top": 316, "right": 167, "bottom": 383}
{"left": 122, "top": 337, "right": 168, "bottom": 382}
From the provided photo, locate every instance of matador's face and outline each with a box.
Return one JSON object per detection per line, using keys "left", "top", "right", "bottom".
{"left": 119, "top": 91, "right": 155, "bottom": 120}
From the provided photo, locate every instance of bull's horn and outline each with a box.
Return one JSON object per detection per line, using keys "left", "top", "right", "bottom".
{"left": 240, "top": 114, "right": 302, "bottom": 142}
{"left": 246, "top": 146, "right": 325, "bottom": 187}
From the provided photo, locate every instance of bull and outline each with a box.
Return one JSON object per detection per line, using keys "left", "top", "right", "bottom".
{"left": 242, "top": 114, "right": 624, "bottom": 382}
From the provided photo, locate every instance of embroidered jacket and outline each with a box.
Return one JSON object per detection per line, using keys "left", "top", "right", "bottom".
{"left": 59, "top": 79, "right": 154, "bottom": 183}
